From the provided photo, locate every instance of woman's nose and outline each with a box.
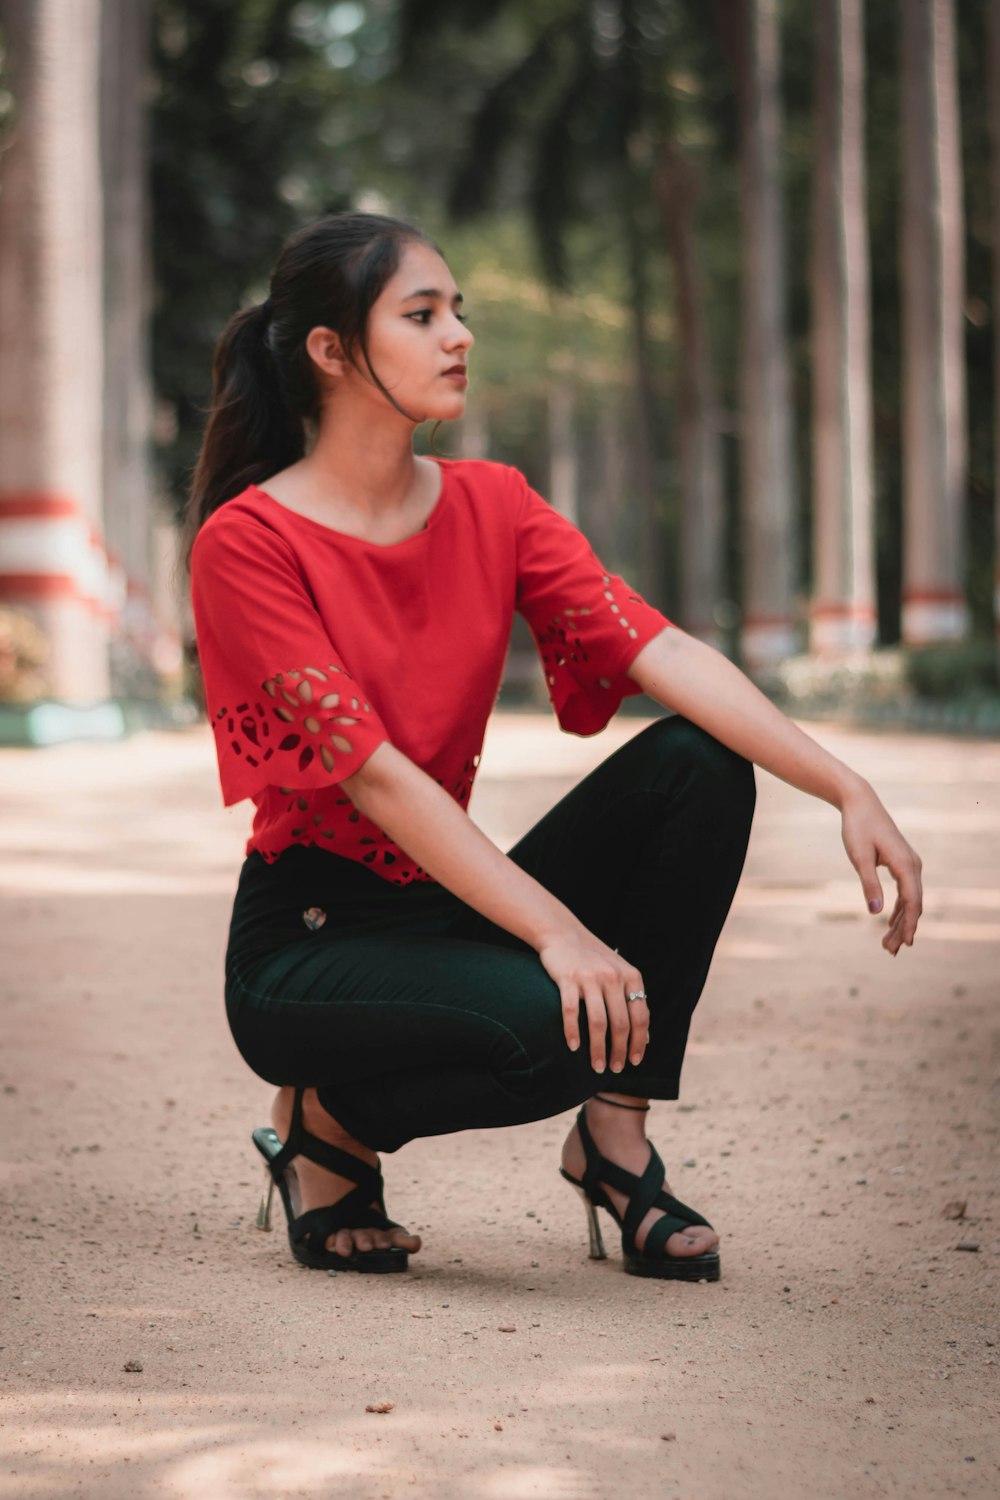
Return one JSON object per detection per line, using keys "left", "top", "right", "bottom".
{"left": 448, "top": 315, "right": 473, "bottom": 349}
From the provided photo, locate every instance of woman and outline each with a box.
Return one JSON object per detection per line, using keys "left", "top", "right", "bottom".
{"left": 185, "top": 211, "right": 923, "bottom": 1283}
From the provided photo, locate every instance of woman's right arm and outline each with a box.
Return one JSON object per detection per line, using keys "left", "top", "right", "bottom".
{"left": 342, "top": 742, "right": 650, "bottom": 1075}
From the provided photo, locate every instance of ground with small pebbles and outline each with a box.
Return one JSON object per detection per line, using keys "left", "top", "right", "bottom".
{"left": 1, "top": 710, "right": 997, "bottom": 1500}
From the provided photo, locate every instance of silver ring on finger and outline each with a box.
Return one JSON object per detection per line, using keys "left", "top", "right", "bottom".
{"left": 626, "top": 990, "right": 647, "bottom": 1003}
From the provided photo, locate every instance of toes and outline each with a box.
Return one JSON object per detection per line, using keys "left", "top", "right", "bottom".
{"left": 324, "top": 1226, "right": 419, "bottom": 1256}
{"left": 664, "top": 1227, "right": 718, "bottom": 1257}
{"left": 664, "top": 1232, "right": 696, "bottom": 1257}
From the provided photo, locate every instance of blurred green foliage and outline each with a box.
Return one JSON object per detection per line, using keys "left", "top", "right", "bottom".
{"left": 150, "top": 0, "right": 996, "bottom": 647}
{"left": 904, "top": 639, "right": 1000, "bottom": 700}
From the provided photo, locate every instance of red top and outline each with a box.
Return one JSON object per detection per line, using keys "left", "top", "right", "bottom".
{"left": 189, "top": 457, "right": 675, "bottom": 884}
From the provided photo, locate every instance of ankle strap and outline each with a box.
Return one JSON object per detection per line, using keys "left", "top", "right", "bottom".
{"left": 592, "top": 1093, "right": 650, "bottom": 1112}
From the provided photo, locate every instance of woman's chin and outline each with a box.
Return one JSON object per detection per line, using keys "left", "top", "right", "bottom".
{"left": 430, "top": 387, "right": 469, "bottom": 419}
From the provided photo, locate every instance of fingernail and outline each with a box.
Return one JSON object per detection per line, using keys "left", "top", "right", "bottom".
{"left": 869, "top": 898, "right": 882, "bottom": 913}
{"left": 631, "top": 1054, "right": 641, "bottom": 1065}
{"left": 594, "top": 1062, "right": 605, "bottom": 1073}
{"left": 611, "top": 1062, "right": 623, "bottom": 1073}
{"left": 569, "top": 1040, "right": 579, "bottom": 1051}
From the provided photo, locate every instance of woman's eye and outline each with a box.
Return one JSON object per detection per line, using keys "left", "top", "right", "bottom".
{"left": 407, "top": 309, "right": 470, "bottom": 325}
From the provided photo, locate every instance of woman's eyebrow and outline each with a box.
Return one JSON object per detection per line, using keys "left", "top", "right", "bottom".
{"left": 400, "top": 287, "right": 464, "bottom": 304}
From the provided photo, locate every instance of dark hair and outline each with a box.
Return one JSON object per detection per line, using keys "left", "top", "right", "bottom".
{"left": 180, "top": 210, "right": 441, "bottom": 573}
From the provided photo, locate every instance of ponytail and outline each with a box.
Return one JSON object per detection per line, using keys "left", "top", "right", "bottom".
{"left": 180, "top": 299, "right": 306, "bottom": 574}
{"left": 180, "top": 210, "right": 439, "bottom": 576}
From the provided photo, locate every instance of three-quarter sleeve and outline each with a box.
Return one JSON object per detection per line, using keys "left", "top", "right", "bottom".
{"left": 189, "top": 516, "right": 391, "bottom": 806}
{"left": 512, "top": 468, "right": 676, "bottom": 735}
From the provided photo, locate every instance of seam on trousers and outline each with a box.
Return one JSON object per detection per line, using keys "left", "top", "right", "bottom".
{"left": 226, "top": 961, "right": 541, "bottom": 1094}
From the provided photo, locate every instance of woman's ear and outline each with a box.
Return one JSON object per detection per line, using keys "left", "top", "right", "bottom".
{"left": 305, "top": 325, "right": 350, "bottom": 381}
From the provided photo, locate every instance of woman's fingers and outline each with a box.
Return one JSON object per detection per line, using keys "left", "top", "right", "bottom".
{"left": 544, "top": 938, "right": 650, "bottom": 1068}
{"left": 856, "top": 841, "right": 893, "bottom": 919}
{"left": 559, "top": 980, "right": 582, "bottom": 1054}
{"left": 603, "top": 980, "right": 632, "bottom": 1073}
{"left": 882, "top": 849, "right": 923, "bottom": 953}
{"left": 624, "top": 969, "right": 651, "bottom": 1066}
{"left": 595, "top": 967, "right": 651, "bottom": 1073}
{"left": 581, "top": 983, "right": 609, "bottom": 1071}
{"left": 842, "top": 790, "right": 923, "bottom": 956}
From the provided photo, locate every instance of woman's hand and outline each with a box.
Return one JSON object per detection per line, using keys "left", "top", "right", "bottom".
{"left": 537, "top": 930, "right": 650, "bottom": 1073}
{"left": 839, "top": 781, "right": 923, "bottom": 954}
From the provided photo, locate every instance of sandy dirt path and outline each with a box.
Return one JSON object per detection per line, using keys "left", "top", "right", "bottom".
{"left": 0, "top": 711, "right": 997, "bottom": 1500}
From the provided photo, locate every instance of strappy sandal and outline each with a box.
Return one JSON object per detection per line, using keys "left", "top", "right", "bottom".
{"left": 559, "top": 1097, "right": 721, "bottom": 1282}
{"left": 252, "top": 1086, "right": 409, "bottom": 1273}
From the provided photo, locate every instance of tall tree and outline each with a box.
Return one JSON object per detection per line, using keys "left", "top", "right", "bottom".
{"left": 809, "top": 0, "right": 876, "bottom": 656}
{"left": 0, "top": 0, "right": 110, "bottom": 700}
{"left": 654, "top": 138, "right": 726, "bottom": 648}
{"left": 101, "top": 0, "right": 159, "bottom": 693}
{"left": 899, "top": 0, "right": 968, "bottom": 645}
{"left": 719, "top": 0, "right": 799, "bottom": 674}
{"left": 991, "top": 0, "right": 1000, "bottom": 667}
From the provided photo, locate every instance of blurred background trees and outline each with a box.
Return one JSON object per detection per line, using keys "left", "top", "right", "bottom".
{"left": 1, "top": 0, "right": 999, "bottom": 721}
{"left": 147, "top": 0, "right": 998, "bottom": 675}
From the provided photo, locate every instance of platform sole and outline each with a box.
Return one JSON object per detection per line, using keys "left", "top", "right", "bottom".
{"left": 291, "top": 1242, "right": 409, "bottom": 1273}
{"left": 623, "top": 1250, "right": 721, "bottom": 1282}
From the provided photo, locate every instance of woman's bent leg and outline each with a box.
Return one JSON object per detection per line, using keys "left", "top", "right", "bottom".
{"left": 460, "top": 714, "right": 757, "bottom": 1098}
{"left": 225, "top": 713, "right": 755, "bottom": 1154}
{"left": 226, "top": 930, "right": 599, "bottom": 1154}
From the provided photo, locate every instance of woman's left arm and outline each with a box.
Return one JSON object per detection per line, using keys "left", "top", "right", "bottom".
{"left": 628, "top": 626, "right": 923, "bottom": 957}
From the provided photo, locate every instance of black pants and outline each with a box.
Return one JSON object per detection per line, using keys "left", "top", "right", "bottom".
{"left": 223, "top": 716, "right": 756, "bottom": 1153}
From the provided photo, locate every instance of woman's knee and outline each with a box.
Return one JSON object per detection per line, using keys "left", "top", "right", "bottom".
{"left": 633, "top": 715, "right": 756, "bottom": 817}
{"left": 487, "top": 971, "right": 590, "bottom": 1100}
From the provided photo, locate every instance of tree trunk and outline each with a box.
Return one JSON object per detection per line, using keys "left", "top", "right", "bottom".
{"left": 621, "top": 165, "right": 664, "bottom": 610}
{"left": 594, "top": 397, "right": 628, "bottom": 574}
{"left": 654, "top": 139, "right": 726, "bottom": 648}
{"left": 547, "top": 382, "right": 579, "bottom": 526}
{"left": 991, "top": 0, "right": 1000, "bottom": 665}
{"left": 0, "top": 0, "right": 110, "bottom": 701}
{"left": 810, "top": 0, "right": 877, "bottom": 657}
{"left": 101, "top": 0, "right": 162, "bottom": 696}
{"left": 899, "top": 0, "right": 968, "bottom": 645}
{"left": 733, "top": 0, "right": 800, "bottom": 675}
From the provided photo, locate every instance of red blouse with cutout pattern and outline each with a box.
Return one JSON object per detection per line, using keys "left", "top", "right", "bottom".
{"left": 189, "top": 457, "right": 676, "bottom": 885}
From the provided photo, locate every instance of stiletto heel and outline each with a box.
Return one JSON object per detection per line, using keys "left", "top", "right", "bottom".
{"left": 559, "top": 1103, "right": 721, "bottom": 1282}
{"left": 572, "top": 1184, "right": 607, "bottom": 1260}
{"left": 252, "top": 1086, "right": 409, "bottom": 1274}
{"left": 255, "top": 1171, "right": 274, "bottom": 1232}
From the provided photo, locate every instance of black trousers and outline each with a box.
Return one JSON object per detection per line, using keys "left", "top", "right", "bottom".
{"left": 223, "top": 715, "right": 756, "bottom": 1153}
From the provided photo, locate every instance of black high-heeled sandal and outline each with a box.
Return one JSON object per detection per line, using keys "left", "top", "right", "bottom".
{"left": 252, "top": 1086, "right": 409, "bottom": 1273}
{"left": 559, "top": 1096, "right": 721, "bottom": 1282}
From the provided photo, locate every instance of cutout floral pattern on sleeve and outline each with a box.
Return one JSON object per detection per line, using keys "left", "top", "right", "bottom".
{"left": 214, "top": 662, "right": 374, "bottom": 779}
{"left": 190, "top": 518, "right": 391, "bottom": 809}
{"left": 532, "top": 575, "right": 648, "bottom": 687}
{"left": 512, "top": 472, "right": 676, "bottom": 735}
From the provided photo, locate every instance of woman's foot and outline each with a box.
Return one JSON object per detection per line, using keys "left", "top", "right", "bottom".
{"left": 270, "top": 1087, "right": 421, "bottom": 1259}
{"left": 559, "top": 1094, "right": 719, "bottom": 1258}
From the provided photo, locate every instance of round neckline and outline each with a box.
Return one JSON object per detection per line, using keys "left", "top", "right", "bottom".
{"left": 248, "top": 457, "right": 454, "bottom": 549}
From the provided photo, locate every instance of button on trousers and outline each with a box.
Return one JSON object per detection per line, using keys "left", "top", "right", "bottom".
{"left": 223, "top": 715, "right": 756, "bottom": 1152}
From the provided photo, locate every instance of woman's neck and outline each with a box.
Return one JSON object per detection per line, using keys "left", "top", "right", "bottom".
{"left": 300, "top": 404, "right": 422, "bottom": 517}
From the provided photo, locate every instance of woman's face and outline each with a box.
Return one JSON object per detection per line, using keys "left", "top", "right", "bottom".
{"left": 339, "top": 240, "right": 474, "bottom": 423}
